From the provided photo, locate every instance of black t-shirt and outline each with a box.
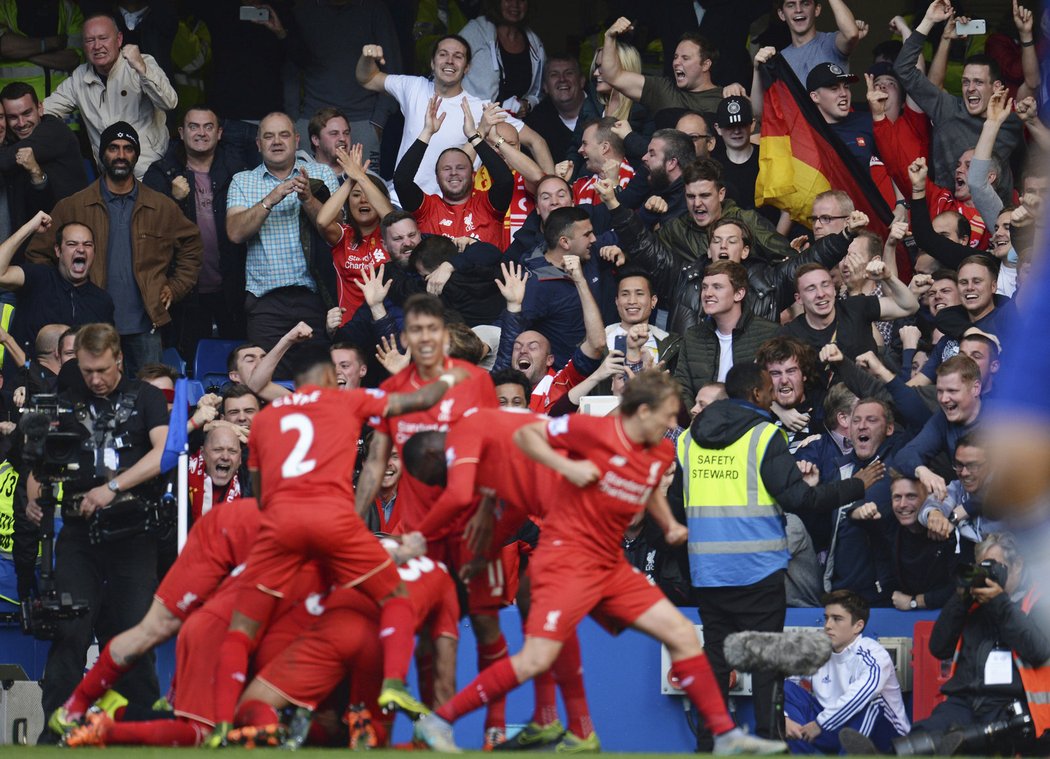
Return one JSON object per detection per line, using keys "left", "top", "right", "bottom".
{"left": 14, "top": 264, "right": 115, "bottom": 349}
{"left": 781, "top": 295, "right": 882, "bottom": 359}
{"left": 57, "top": 370, "right": 169, "bottom": 493}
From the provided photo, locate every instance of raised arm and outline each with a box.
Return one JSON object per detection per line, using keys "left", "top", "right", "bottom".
{"left": 384, "top": 367, "right": 469, "bottom": 416}
{"left": 393, "top": 95, "right": 444, "bottom": 212}
{"left": 866, "top": 260, "right": 919, "bottom": 319}
{"left": 968, "top": 90, "right": 1010, "bottom": 226}
{"left": 599, "top": 19, "right": 645, "bottom": 102}
{"left": 563, "top": 254, "right": 606, "bottom": 358}
{"left": 0, "top": 211, "right": 51, "bottom": 290}
{"left": 907, "top": 158, "right": 972, "bottom": 269}
{"left": 828, "top": 0, "right": 863, "bottom": 56}
{"left": 356, "top": 43, "right": 389, "bottom": 93}
{"left": 121, "top": 46, "right": 178, "bottom": 110}
{"left": 463, "top": 102, "right": 515, "bottom": 214}
{"left": 750, "top": 47, "right": 777, "bottom": 121}
{"left": 355, "top": 431, "right": 392, "bottom": 517}
{"left": 517, "top": 125, "right": 555, "bottom": 174}
{"left": 244, "top": 322, "right": 313, "bottom": 400}
{"left": 1012, "top": 0, "right": 1040, "bottom": 98}
{"left": 894, "top": 0, "right": 956, "bottom": 119}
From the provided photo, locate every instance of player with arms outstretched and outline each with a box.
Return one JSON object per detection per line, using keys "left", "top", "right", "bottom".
{"left": 414, "top": 371, "right": 789, "bottom": 755}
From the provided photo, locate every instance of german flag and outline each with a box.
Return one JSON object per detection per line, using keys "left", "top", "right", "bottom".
{"left": 755, "top": 55, "right": 892, "bottom": 237}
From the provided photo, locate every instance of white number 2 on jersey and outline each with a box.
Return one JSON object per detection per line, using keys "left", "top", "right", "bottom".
{"left": 280, "top": 413, "right": 317, "bottom": 478}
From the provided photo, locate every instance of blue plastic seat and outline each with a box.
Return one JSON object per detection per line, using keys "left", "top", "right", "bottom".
{"left": 193, "top": 339, "right": 243, "bottom": 381}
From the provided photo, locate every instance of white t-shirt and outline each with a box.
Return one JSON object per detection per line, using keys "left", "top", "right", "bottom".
{"left": 605, "top": 323, "right": 669, "bottom": 363}
{"left": 716, "top": 330, "right": 734, "bottom": 382}
{"left": 384, "top": 75, "right": 524, "bottom": 195}
{"left": 996, "top": 264, "right": 1017, "bottom": 297}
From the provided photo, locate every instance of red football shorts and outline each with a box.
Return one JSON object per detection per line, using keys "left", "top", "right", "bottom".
{"left": 254, "top": 606, "right": 382, "bottom": 711}
{"left": 172, "top": 608, "right": 228, "bottom": 727}
{"left": 245, "top": 501, "right": 400, "bottom": 604}
{"left": 524, "top": 546, "right": 666, "bottom": 642}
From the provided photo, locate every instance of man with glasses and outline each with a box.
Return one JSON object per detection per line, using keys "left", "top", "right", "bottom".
{"left": 809, "top": 190, "right": 855, "bottom": 240}
{"left": 676, "top": 111, "right": 716, "bottom": 159}
{"left": 920, "top": 433, "right": 1001, "bottom": 545}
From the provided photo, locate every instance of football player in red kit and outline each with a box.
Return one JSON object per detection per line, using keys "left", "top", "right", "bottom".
{"left": 208, "top": 344, "right": 470, "bottom": 745}
{"left": 49, "top": 498, "right": 262, "bottom": 739}
{"left": 415, "top": 371, "right": 789, "bottom": 754}
{"left": 404, "top": 407, "right": 598, "bottom": 750}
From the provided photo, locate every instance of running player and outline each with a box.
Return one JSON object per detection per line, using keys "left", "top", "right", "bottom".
{"left": 414, "top": 371, "right": 789, "bottom": 754}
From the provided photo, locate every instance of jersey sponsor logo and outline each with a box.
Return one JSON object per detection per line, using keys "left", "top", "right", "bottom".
{"left": 547, "top": 416, "right": 569, "bottom": 437}
{"left": 609, "top": 455, "right": 627, "bottom": 467}
{"left": 439, "top": 218, "right": 454, "bottom": 227}
{"left": 175, "top": 592, "right": 198, "bottom": 612}
{"left": 231, "top": 563, "right": 247, "bottom": 577}
{"left": 543, "top": 610, "right": 561, "bottom": 632}
{"left": 365, "top": 388, "right": 386, "bottom": 398}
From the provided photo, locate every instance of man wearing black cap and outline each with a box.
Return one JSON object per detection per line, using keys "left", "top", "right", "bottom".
{"left": 712, "top": 95, "right": 764, "bottom": 213}
{"left": 807, "top": 62, "right": 874, "bottom": 167}
{"left": 25, "top": 121, "right": 202, "bottom": 377}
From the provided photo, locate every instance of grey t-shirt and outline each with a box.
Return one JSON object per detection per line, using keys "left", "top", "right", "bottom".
{"left": 780, "top": 31, "right": 848, "bottom": 85}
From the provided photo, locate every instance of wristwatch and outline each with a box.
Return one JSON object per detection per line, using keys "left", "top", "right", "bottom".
{"left": 909, "top": 596, "right": 918, "bottom": 610}
{"left": 107, "top": 479, "right": 121, "bottom": 494}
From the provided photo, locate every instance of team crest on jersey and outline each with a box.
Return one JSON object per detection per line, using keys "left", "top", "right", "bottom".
{"left": 437, "top": 398, "right": 455, "bottom": 423}
{"left": 175, "top": 592, "right": 198, "bottom": 612}
{"left": 543, "top": 610, "right": 561, "bottom": 632}
{"left": 305, "top": 593, "right": 326, "bottom": 616}
{"left": 463, "top": 213, "right": 475, "bottom": 231}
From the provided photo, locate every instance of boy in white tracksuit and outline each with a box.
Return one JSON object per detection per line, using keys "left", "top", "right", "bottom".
{"left": 784, "top": 590, "right": 911, "bottom": 753}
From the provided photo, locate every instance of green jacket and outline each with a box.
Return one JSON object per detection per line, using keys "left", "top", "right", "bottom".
{"left": 656, "top": 199, "right": 794, "bottom": 266}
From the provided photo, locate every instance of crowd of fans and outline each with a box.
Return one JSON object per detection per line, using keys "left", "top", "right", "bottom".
{"left": 0, "top": 0, "right": 1047, "bottom": 754}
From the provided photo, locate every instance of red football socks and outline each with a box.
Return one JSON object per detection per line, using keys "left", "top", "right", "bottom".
{"left": 379, "top": 597, "right": 416, "bottom": 681}
{"left": 531, "top": 669, "right": 558, "bottom": 726}
{"left": 671, "top": 653, "right": 735, "bottom": 736}
{"left": 552, "top": 634, "right": 592, "bottom": 738}
{"left": 64, "top": 644, "right": 129, "bottom": 716}
{"left": 213, "top": 630, "right": 253, "bottom": 724}
{"left": 107, "top": 718, "right": 206, "bottom": 746}
{"left": 235, "top": 699, "right": 280, "bottom": 727}
{"left": 477, "top": 633, "right": 509, "bottom": 730}
{"left": 436, "top": 656, "right": 520, "bottom": 723}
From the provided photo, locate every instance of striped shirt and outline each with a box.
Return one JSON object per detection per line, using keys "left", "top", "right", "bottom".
{"left": 802, "top": 635, "right": 910, "bottom": 736}
{"left": 227, "top": 160, "right": 339, "bottom": 296}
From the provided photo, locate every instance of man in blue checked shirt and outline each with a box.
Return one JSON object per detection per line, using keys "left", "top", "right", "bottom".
{"left": 226, "top": 112, "right": 339, "bottom": 377}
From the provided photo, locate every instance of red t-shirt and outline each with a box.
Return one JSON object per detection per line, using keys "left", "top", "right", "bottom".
{"left": 248, "top": 385, "right": 389, "bottom": 507}
{"left": 541, "top": 414, "right": 675, "bottom": 566}
{"left": 413, "top": 191, "right": 504, "bottom": 247}
{"left": 373, "top": 359, "right": 497, "bottom": 530}
{"left": 474, "top": 168, "right": 534, "bottom": 250}
{"left": 528, "top": 359, "right": 589, "bottom": 413}
{"left": 416, "top": 407, "right": 555, "bottom": 538}
{"left": 331, "top": 225, "right": 390, "bottom": 323}
{"left": 573, "top": 159, "right": 635, "bottom": 206}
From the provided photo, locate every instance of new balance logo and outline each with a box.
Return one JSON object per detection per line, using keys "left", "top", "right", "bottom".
{"left": 610, "top": 455, "right": 627, "bottom": 467}
{"left": 543, "top": 610, "right": 561, "bottom": 632}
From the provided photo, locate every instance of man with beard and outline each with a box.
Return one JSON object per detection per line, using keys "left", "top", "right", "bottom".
{"left": 637, "top": 128, "right": 694, "bottom": 224}
{"left": 26, "top": 122, "right": 202, "bottom": 376}
{"left": 306, "top": 108, "right": 353, "bottom": 183}
{"left": 897, "top": 355, "right": 984, "bottom": 502}
{"left": 756, "top": 336, "right": 827, "bottom": 454}
{"left": 394, "top": 96, "right": 513, "bottom": 248}
{"left": 570, "top": 117, "right": 634, "bottom": 207}
{"left": 0, "top": 211, "right": 113, "bottom": 354}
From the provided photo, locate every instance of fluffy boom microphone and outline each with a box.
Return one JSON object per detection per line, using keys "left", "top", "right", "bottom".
{"left": 724, "top": 630, "right": 832, "bottom": 676}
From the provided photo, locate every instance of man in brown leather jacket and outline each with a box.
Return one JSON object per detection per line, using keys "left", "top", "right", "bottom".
{"left": 26, "top": 121, "right": 202, "bottom": 376}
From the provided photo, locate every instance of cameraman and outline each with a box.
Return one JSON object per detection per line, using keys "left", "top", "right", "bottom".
{"left": 26, "top": 323, "right": 169, "bottom": 742}
{"left": 886, "top": 533, "right": 1050, "bottom": 755}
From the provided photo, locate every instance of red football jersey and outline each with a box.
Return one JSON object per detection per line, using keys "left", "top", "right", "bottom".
{"left": 413, "top": 191, "right": 504, "bottom": 248}
{"left": 573, "top": 159, "right": 635, "bottom": 206}
{"left": 373, "top": 358, "right": 497, "bottom": 530}
{"left": 416, "top": 407, "right": 555, "bottom": 538}
{"left": 541, "top": 414, "right": 675, "bottom": 566}
{"left": 155, "top": 497, "right": 260, "bottom": 619}
{"left": 248, "top": 385, "right": 389, "bottom": 507}
{"left": 331, "top": 225, "right": 390, "bottom": 323}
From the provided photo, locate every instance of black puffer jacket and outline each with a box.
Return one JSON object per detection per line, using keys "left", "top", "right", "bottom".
{"left": 610, "top": 202, "right": 858, "bottom": 332}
